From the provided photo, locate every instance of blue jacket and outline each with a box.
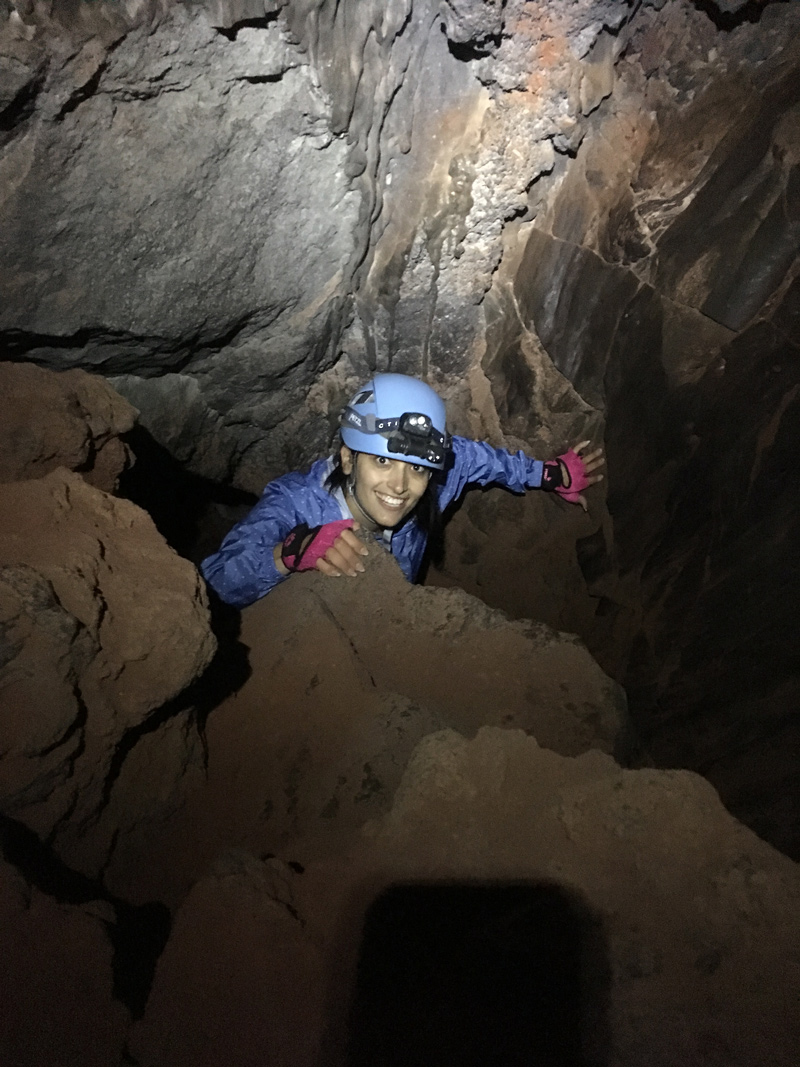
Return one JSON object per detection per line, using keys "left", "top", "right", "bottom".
{"left": 201, "top": 435, "right": 544, "bottom": 607}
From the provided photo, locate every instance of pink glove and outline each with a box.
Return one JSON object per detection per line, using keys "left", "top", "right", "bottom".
{"left": 554, "top": 449, "right": 590, "bottom": 504}
{"left": 280, "top": 519, "right": 354, "bottom": 573}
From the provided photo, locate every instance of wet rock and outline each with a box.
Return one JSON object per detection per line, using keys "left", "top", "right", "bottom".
{"left": 0, "top": 362, "right": 136, "bottom": 490}
{"left": 0, "top": 468, "right": 216, "bottom": 874}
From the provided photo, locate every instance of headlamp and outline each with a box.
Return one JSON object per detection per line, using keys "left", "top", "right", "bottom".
{"left": 339, "top": 405, "right": 450, "bottom": 467}
{"left": 400, "top": 412, "right": 432, "bottom": 436}
{"left": 387, "top": 435, "right": 446, "bottom": 466}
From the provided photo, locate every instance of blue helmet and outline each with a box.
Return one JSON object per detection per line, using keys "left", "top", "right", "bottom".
{"left": 339, "top": 373, "right": 450, "bottom": 470}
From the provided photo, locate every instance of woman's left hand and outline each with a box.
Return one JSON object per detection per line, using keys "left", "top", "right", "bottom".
{"left": 559, "top": 440, "right": 604, "bottom": 511}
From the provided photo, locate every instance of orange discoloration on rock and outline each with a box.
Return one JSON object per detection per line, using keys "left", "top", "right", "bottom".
{"left": 538, "top": 34, "right": 568, "bottom": 69}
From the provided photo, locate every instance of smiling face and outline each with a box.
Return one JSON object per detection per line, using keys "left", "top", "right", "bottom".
{"left": 340, "top": 446, "right": 431, "bottom": 530}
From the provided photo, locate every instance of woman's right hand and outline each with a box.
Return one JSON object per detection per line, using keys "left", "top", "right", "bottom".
{"left": 273, "top": 521, "right": 368, "bottom": 577}
{"left": 314, "top": 522, "right": 369, "bottom": 577}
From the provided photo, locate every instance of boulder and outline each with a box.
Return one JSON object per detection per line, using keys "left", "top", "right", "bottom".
{"left": 128, "top": 851, "right": 324, "bottom": 1067}
{"left": 0, "top": 362, "right": 136, "bottom": 491}
{"left": 0, "top": 469, "right": 216, "bottom": 875}
{"left": 130, "top": 728, "right": 800, "bottom": 1067}
{"left": 0, "top": 857, "right": 129, "bottom": 1067}
{"left": 103, "top": 539, "right": 626, "bottom": 904}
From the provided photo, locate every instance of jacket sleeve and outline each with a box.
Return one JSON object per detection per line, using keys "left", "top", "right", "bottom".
{"left": 201, "top": 474, "right": 311, "bottom": 607}
{"left": 438, "top": 435, "right": 544, "bottom": 510}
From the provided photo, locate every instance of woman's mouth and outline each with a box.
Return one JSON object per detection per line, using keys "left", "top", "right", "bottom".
{"left": 374, "top": 492, "right": 407, "bottom": 510}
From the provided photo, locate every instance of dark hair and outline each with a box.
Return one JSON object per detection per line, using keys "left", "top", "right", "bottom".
{"left": 325, "top": 447, "right": 443, "bottom": 544}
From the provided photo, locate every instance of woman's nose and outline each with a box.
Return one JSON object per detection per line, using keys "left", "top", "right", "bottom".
{"left": 387, "top": 462, "right": 409, "bottom": 493}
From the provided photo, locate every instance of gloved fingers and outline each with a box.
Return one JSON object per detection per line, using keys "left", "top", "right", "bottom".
{"left": 572, "top": 440, "right": 605, "bottom": 470}
{"left": 316, "top": 556, "right": 344, "bottom": 577}
{"left": 281, "top": 518, "right": 354, "bottom": 572}
{"left": 555, "top": 488, "right": 589, "bottom": 509}
{"left": 582, "top": 449, "right": 605, "bottom": 473}
{"left": 556, "top": 449, "right": 590, "bottom": 493}
{"left": 552, "top": 443, "right": 605, "bottom": 506}
{"left": 336, "top": 526, "right": 369, "bottom": 557}
{"left": 317, "top": 538, "right": 366, "bottom": 578}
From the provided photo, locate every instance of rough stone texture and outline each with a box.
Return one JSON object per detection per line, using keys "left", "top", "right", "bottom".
{"left": 0, "top": 361, "right": 136, "bottom": 489}
{"left": 1, "top": 0, "right": 359, "bottom": 490}
{"left": 0, "top": 856, "right": 128, "bottom": 1067}
{"left": 419, "top": 1, "right": 800, "bottom": 857}
{"left": 130, "top": 728, "right": 800, "bottom": 1067}
{"left": 127, "top": 852, "right": 325, "bottom": 1067}
{"left": 0, "top": 0, "right": 666, "bottom": 492}
{"left": 5, "top": 3, "right": 800, "bottom": 1062}
{"left": 103, "top": 543, "right": 626, "bottom": 905}
{"left": 0, "top": 468, "right": 216, "bottom": 875}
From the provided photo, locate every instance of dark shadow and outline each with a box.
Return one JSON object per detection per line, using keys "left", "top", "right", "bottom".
{"left": 693, "top": 0, "right": 791, "bottom": 32}
{"left": 117, "top": 422, "right": 254, "bottom": 734}
{"left": 346, "top": 882, "right": 611, "bottom": 1067}
{"left": 118, "top": 423, "right": 256, "bottom": 565}
{"left": 189, "top": 591, "right": 252, "bottom": 736}
{"left": 0, "top": 815, "right": 170, "bottom": 1019}
{"left": 213, "top": 12, "right": 282, "bottom": 40}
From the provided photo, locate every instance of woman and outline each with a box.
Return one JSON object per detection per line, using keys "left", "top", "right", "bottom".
{"left": 201, "top": 373, "right": 604, "bottom": 607}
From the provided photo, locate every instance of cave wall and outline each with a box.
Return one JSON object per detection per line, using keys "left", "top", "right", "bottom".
{"left": 3, "top": 0, "right": 800, "bottom": 1051}
{"left": 2, "top": 0, "right": 652, "bottom": 490}
{"left": 491, "top": 2, "right": 800, "bottom": 855}
{"left": 1, "top": 0, "right": 360, "bottom": 485}
{"left": 3, "top": 0, "right": 800, "bottom": 855}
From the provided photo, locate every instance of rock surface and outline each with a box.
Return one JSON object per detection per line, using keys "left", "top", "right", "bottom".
{"left": 0, "top": 468, "right": 216, "bottom": 875}
{"left": 0, "top": 361, "right": 136, "bottom": 490}
{"left": 129, "top": 727, "right": 800, "bottom": 1067}
{"left": 1, "top": 385, "right": 798, "bottom": 1066}
{"left": 0, "top": 856, "right": 129, "bottom": 1067}
{"left": 1, "top": 0, "right": 359, "bottom": 489}
{"left": 2, "top": 3, "right": 800, "bottom": 1058}
{"left": 127, "top": 852, "right": 325, "bottom": 1067}
{"left": 422, "top": 1, "right": 800, "bottom": 857}
{"left": 103, "top": 542, "right": 626, "bottom": 905}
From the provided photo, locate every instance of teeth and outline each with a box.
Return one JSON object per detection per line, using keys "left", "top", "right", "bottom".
{"left": 377, "top": 493, "right": 404, "bottom": 507}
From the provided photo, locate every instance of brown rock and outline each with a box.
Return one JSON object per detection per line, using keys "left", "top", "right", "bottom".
{"left": 345, "top": 728, "right": 800, "bottom": 1067}
{"left": 326, "top": 728, "right": 800, "bottom": 1067}
{"left": 0, "top": 362, "right": 136, "bottom": 491}
{"left": 103, "top": 541, "right": 625, "bottom": 905}
{"left": 0, "top": 565, "right": 93, "bottom": 819}
{"left": 130, "top": 728, "right": 800, "bottom": 1067}
{"left": 0, "top": 858, "right": 129, "bottom": 1067}
{"left": 0, "top": 468, "right": 216, "bottom": 874}
{"left": 128, "top": 852, "right": 324, "bottom": 1067}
